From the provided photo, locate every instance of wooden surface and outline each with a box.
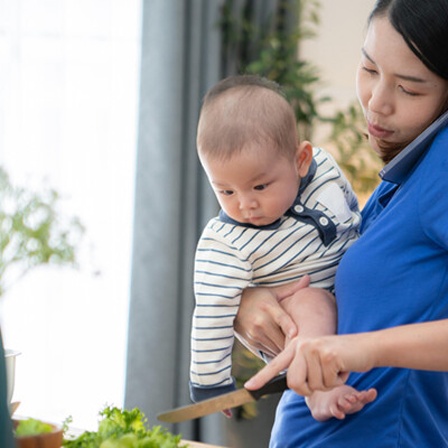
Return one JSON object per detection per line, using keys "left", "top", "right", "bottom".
{"left": 182, "top": 441, "right": 226, "bottom": 448}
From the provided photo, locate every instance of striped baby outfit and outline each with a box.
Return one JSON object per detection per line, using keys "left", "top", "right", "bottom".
{"left": 190, "top": 147, "right": 361, "bottom": 401}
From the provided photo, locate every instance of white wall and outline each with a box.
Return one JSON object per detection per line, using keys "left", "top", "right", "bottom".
{"left": 301, "top": 0, "right": 374, "bottom": 143}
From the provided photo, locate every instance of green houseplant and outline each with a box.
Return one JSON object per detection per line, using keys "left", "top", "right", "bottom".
{"left": 0, "top": 166, "right": 84, "bottom": 298}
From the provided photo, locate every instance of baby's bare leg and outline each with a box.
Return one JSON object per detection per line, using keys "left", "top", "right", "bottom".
{"left": 280, "top": 287, "right": 336, "bottom": 344}
{"left": 280, "top": 287, "right": 377, "bottom": 420}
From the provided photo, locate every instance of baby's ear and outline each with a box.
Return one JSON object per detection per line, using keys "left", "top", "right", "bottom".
{"left": 296, "top": 141, "right": 313, "bottom": 177}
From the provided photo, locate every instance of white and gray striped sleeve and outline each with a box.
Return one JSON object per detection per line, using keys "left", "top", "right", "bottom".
{"left": 190, "top": 224, "right": 252, "bottom": 389}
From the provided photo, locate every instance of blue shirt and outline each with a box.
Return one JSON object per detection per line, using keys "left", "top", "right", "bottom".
{"left": 270, "top": 126, "right": 448, "bottom": 447}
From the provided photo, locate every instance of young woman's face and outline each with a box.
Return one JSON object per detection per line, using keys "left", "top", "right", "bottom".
{"left": 200, "top": 143, "right": 309, "bottom": 227}
{"left": 356, "top": 16, "right": 448, "bottom": 160}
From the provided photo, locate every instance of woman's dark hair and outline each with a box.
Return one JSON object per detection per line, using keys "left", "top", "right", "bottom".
{"left": 370, "top": 0, "right": 448, "bottom": 80}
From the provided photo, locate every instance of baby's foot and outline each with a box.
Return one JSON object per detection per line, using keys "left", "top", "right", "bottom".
{"left": 306, "top": 385, "right": 377, "bottom": 421}
{"left": 331, "top": 387, "right": 377, "bottom": 419}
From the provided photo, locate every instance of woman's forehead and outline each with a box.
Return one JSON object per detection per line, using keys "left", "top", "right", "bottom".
{"left": 364, "top": 16, "right": 436, "bottom": 80}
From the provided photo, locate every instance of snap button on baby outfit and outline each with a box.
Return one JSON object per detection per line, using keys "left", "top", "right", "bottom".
{"left": 319, "top": 217, "right": 329, "bottom": 226}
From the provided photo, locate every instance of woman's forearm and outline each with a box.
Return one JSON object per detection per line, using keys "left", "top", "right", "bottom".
{"left": 368, "top": 319, "right": 448, "bottom": 371}
{"left": 245, "top": 318, "right": 448, "bottom": 395}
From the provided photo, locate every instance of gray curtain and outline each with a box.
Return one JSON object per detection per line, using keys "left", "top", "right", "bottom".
{"left": 125, "top": 0, "right": 293, "bottom": 445}
{"left": 124, "top": 0, "right": 224, "bottom": 443}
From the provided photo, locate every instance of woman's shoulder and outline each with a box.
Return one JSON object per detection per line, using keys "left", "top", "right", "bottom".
{"left": 426, "top": 124, "right": 448, "bottom": 161}
{"left": 415, "top": 125, "right": 448, "bottom": 184}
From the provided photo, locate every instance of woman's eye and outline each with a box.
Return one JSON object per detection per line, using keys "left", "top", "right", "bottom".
{"left": 362, "top": 66, "right": 377, "bottom": 75}
{"left": 254, "top": 184, "right": 267, "bottom": 191}
{"left": 398, "top": 85, "right": 419, "bottom": 96}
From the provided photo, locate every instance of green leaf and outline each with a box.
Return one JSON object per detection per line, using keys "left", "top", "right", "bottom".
{"left": 63, "top": 406, "right": 184, "bottom": 448}
{"left": 15, "top": 418, "right": 53, "bottom": 436}
{"left": 0, "top": 166, "right": 84, "bottom": 296}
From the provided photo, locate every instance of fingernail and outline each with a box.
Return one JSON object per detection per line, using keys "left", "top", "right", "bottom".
{"left": 244, "top": 379, "right": 254, "bottom": 388}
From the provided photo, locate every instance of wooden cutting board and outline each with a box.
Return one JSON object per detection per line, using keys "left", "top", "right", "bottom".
{"left": 181, "top": 440, "right": 226, "bottom": 448}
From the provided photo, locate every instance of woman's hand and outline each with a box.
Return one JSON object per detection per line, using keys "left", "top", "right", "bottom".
{"left": 245, "top": 332, "right": 375, "bottom": 396}
{"left": 234, "top": 276, "right": 310, "bottom": 359}
{"left": 245, "top": 320, "right": 448, "bottom": 396}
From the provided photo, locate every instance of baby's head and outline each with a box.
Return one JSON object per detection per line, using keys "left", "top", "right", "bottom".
{"left": 197, "top": 75, "right": 299, "bottom": 163}
{"left": 197, "top": 75, "right": 312, "bottom": 227}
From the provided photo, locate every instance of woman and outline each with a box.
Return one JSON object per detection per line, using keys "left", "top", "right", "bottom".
{"left": 235, "top": 0, "right": 448, "bottom": 446}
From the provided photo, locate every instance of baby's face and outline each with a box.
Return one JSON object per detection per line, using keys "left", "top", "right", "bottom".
{"left": 201, "top": 144, "right": 301, "bottom": 227}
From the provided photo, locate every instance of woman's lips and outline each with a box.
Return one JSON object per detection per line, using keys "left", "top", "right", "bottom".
{"left": 368, "top": 122, "right": 394, "bottom": 139}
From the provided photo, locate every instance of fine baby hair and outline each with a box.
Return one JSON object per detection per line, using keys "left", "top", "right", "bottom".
{"left": 196, "top": 75, "right": 299, "bottom": 162}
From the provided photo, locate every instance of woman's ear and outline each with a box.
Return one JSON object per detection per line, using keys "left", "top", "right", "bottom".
{"left": 295, "top": 141, "right": 313, "bottom": 177}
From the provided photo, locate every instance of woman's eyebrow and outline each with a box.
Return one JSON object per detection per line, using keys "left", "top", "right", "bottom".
{"left": 361, "top": 48, "right": 375, "bottom": 64}
{"left": 361, "top": 47, "right": 427, "bottom": 84}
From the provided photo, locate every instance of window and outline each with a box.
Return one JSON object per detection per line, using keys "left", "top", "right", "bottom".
{"left": 0, "top": 0, "right": 141, "bottom": 430}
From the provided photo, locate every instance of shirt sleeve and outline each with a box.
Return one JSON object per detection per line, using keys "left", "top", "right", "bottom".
{"left": 190, "top": 224, "right": 252, "bottom": 401}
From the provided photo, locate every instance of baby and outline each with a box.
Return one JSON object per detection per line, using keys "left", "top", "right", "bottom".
{"left": 190, "top": 75, "right": 376, "bottom": 420}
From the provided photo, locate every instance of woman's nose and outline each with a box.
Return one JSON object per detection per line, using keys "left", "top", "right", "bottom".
{"left": 369, "top": 82, "right": 393, "bottom": 116}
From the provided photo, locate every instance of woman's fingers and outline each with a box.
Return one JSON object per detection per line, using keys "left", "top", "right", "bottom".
{"left": 314, "top": 337, "right": 353, "bottom": 389}
{"left": 245, "top": 336, "right": 352, "bottom": 396}
{"left": 235, "top": 310, "right": 287, "bottom": 357}
{"left": 235, "top": 278, "right": 312, "bottom": 357}
{"left": 244, "top": 341, "right": 296, "bottom": 390}
{"left": 236, "top": 287, "right": 299, "bottom": 356}
{"left": 300, "top": 337, "right": 349, "bottom": 391}
{"left": 264, "top": 302, "right": 297, "bottom": 347}
{"left": 289, "top": 340, "right": 325, "bottom": 394}
{"left": 244, "top": 338, "right": 315, "bottom": 396}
